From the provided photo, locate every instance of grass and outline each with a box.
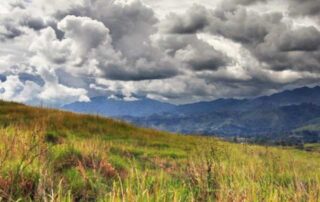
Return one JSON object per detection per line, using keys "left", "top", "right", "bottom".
{"left": 0, "top": 101, "right": 319, "bottom": 201}
{"left": 304, "top": 143, "right": 320, "bottom": 153}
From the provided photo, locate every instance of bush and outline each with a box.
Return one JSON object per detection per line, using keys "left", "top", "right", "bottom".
{"left": 45, "top": 131, "right": 64, "bottom": 144}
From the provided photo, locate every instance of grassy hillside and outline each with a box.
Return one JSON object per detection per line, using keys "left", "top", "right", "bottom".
{"left": 0, "top": 101, "right": 319, "bottom": 201}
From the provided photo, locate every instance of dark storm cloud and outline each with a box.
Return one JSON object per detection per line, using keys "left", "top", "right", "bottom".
{"left": 234, "top": 0, "right": 267, "bottom": 5}
{"left": 220, "top": 0, "right": 268, "bottom": 10}
{"left": 158, "top": 34, "right": 232, "bottom": 71}
{"left": 96, "top": 51, "right": 180, "bottom": 81}
{"left": 188, "top": 57, "right": 228, "bottom": 71}
{"left": 277, "top": 27, "right": 320, "bottom": 52}
{"left": 101, "top": 58, "right": 179, "bottom": 81}
{"left": 206, "top": 7, "right": 320, "bottom": 72}
{"left": 289, "top": 0, "right": 320, "bottom": 17}
{"left": 254, "top": 44, "right": 320, "bottom": 72}
{"left": 102, "top": 63, "right": 179, "bottom": 81}
{"left": 21, "top": 16, "right": 46, "bottom": 31}
{"left": 207, "top": 9, "right": 282, "bottom": 45}
{"left": 161, "top": 5, "right": 209, "bottom": 34}
{"left": 164, "top": 4, "right": 320, "bottom": 73}
{"left": 252, "top": 24, "right": 320, "bottom": 72}
{"left": 208, "top": 7, "right": 320, "bottom": 73}
{"left": 162, "top": 5, "right": 282, "bottom": 44}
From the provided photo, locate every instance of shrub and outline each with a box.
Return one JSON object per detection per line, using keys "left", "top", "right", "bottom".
{"left": 53, "top": 148, "right": 83, "bottom": 172}
{"left": 45, "top": 131, "right": 64, "bottom": 144}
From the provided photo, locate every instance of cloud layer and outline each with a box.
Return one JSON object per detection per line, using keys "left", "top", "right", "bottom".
{"left": 0, "top": 0, "right": 319, "bottom": 105}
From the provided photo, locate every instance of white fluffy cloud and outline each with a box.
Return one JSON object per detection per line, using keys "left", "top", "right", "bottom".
{"left": 58, "top": 15, "right": 111, "bottom": 61}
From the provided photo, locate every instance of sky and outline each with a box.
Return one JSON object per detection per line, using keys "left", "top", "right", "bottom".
{"left": 0, "top": 0, "right": 319, "bottom": 106}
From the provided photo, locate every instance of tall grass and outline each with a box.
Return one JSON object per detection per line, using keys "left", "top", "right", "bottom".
{"left": 0, "top": 101, "right": 319, "bottom": 201}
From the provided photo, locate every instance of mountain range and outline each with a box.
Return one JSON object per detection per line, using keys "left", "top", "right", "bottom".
{"left": 63, "top": 96, "right": 175, "bottom": 117}
{"left": 63, "top": 86, "right": 320, "bottom": 144}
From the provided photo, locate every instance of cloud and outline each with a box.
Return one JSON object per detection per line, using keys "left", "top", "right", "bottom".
{"left": 162, "top": 4, "right": 282, "bottom": 44}
{"left": 0, "top": 0, "right": 320, "bottom": 105}
{"left": 0, "top": 75, "right": 42, "bottom": 103}
{"left": 277, "top": 26, "right": 320, "bottom": 52}
{"left": 158, "top": 34, "right": 231, "bottom": 71}
{"left": 9, "top": 1, "right": 27, "bottom": 10}
{"left": 21, "top": 16, "right": 46, "bottom": 31}
{"left": 233, "top": 0, "right": 267, "bottom": 5}
{"left": 29, "top": 27, "right": 71, "bottom": 65}
{"left": 18, "top": 72, "right": 45, "bottom": 86}
{"left": 208, "top": 8, "right": 283, "bottom": 45}
{"left": 99, "top": 57, "right": 179, "bottom": 81}
{"left": 58, "top": 15, "right": 111, "bottom": 56}
{"left": 160, "top": 5, "right": 209, "bottom": 34}
{"left": 252, "top": 25, "right": 320, "bottom": 72}
{"left": 167, "top": 4, "right": 320, "bottom": 73}
{"left": 0, "top": 23, "right": 23, "bottom": 40}
{"left": 219, "top": 0, "right": 268, "bottom": 11}
{"left": 95, "top": 75, "right": 219, "bottom": 104}
{"left": 288, "top": 0, "right": 320, "bottom": 17}
{"left": 38, "top": 82, "right": 90, "bottom": 105}
{"left": 54, "top": 0, "right": 157, "bottom": 52}
{"left": 0, "top": 67, "right": 90, "bottom": 106}
{"left": 51, "top": 2, "right": 180, "bottom": 81}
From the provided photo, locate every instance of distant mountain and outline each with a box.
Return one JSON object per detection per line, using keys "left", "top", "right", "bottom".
{"left": 173, "top": 98, "right": 247, "bottom": 114}
{"left": 125, "top": 103, "right": 320, "bottom": 135}
{"left": 248, "top": 86, "right": 320, "bottom": 108}
{"left": 173, "top": 86, "right": 320, "bottom": 115}
{"left": 62, "top": 96, "right": 175, "bottom": 117}
{"left": 63, "top": 86, "right": 320, "bottom": 143}
{"left": 123, "top": 86, "right": 320, "bottom": 143}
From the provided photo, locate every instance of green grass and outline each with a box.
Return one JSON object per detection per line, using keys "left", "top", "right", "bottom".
{"left": 304, "top": 143, "right": 320, "bottom": 153}
{"left": 0, "top": 101, "right": 319, "bottom": 201}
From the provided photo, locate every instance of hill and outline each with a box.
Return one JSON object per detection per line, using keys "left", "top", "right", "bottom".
{"left": 0, "top": 100, "right": 319, "bottom": 201}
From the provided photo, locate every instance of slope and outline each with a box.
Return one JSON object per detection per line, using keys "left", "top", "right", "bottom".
{"left": 0, "top": 101, "right": 319, "bottom": 201}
